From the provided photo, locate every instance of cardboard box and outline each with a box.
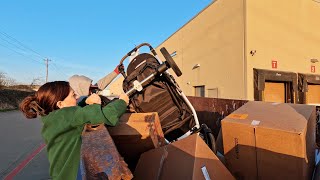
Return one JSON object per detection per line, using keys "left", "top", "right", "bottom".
{"left": 222, "top": 101, "right": 316, "bottom": 180}
{"left": 134, "top": 134, "right": 235, "bottom": 180}
{"left": 108, "top": 112, "right": 166, "bottom": 171}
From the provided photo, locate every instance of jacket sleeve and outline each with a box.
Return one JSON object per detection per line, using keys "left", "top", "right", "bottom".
{"left": 96, "top": 71, "right": 118, "bottom": 90}
{"left": 77, "top": 96, "right": 88, "bottom": 107}
{"left": 71, "top": 99, "right": 127, "bottom": 127}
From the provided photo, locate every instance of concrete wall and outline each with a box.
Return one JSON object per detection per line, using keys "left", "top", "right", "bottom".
{"left": 156, "top": 0, "right": 246, "bottom": 99}
{"left": 245, "top": 0, "right": 320, "bottom": 100}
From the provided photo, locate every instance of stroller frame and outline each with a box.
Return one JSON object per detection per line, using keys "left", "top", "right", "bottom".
{"left": 119, "top": 43, "right": 206, "bottom": 143}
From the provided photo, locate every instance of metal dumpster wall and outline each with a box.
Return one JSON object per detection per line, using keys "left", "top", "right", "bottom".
{"left": 187, "top": 96, "right": 248, "bottom": 137}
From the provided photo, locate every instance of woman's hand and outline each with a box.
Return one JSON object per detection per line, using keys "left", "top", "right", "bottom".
{"left": 119, "top": 93, "right": 129, "bottom": 105}
{"left": 85, "top": 94, "right": 101, "bottom": 105}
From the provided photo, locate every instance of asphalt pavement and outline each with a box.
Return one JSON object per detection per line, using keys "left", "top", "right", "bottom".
{"left": 0, "top": 110, "right": 49, "bottom": 180}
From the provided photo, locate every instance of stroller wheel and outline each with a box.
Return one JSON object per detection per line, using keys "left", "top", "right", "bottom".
{"left": 160, "top": 47, "right": 182, "bottom": 77}
{"left": 199, "top": 124, "right": 217, "bottom": 154}
{"left": 207, "top": 132, "right": 217, "bottom": 154}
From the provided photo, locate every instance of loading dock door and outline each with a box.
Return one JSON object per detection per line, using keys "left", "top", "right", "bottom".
{"left": 254, "top": 69, "right": 297, "bottom": 103}
{"left": 264, "top": 82, "right": 285, "bottom": 103}
{"left": 306, "top": 84, "right": 320, "bottom": 104}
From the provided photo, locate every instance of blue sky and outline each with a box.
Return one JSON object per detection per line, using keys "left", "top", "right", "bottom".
{"left": 0, "top": 0, "right": 212, "bottom": 84}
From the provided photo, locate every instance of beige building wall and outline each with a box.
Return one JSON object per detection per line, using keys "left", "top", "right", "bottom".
{"left": 107, "top": 76, "right": 124, "bottom": 96}
{"left": 109, "top": 0, "right": 320, "bottom": 101}
{"left": 246, "top": 0, "right": 320, "bottom": 100}
{"left": 156, "top": 0, "right": 246, "bottom": 99}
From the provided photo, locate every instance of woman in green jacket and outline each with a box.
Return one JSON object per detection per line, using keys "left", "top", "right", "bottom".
{"left": 19, "top": 81, "right": 129, "bottom": 180}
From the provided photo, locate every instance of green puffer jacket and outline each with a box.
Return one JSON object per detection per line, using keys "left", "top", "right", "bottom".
{"left": 41, "top": 99, "right": 127, "bottom": 180}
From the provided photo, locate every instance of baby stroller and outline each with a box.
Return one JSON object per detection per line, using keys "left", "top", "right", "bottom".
{"left": 119, "top": 43, "right": 216, "bottom": 153}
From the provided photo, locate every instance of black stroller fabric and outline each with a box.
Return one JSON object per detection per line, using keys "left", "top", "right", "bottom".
{"left": 123, "top": 53, "right": 195, "bottom": 140}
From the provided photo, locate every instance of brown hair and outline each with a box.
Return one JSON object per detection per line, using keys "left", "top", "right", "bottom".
{"left": 20, "top": 81, "right": 70, "bottom": 119}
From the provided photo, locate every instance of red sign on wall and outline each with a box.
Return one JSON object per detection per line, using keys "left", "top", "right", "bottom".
{"left": 272, "top": 60, "right": 277, "bottom": 69}
{"left": 311, "top": 66, "right": 316, "bottom": 73}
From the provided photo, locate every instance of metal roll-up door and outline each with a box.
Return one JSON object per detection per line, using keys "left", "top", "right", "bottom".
{"left": 264, "top": 82, "right": 286, "bottom": 103}
{"left": 306, "top": 84, "right": 320, "bottom": 105}
{"left": 254, "top": 69, "right": 297, "bottom": 103}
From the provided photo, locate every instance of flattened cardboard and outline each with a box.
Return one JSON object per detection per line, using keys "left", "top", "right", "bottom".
{"left": 108, "top": 112, "right": 166, "bottom": 171}
{"left": 222, "top": 101, "right": 316, "bottom": 180}
{"left": 134, "top": 134, "right": 235, "bottom": 180}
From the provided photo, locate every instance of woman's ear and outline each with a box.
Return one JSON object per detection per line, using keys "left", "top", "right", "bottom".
{"left": 56, "top": 101, "right": 63, "bottom": 109}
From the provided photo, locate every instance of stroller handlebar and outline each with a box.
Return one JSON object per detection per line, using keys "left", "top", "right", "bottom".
{"left": 119, "top": 42, "right": 157, "bottom": 64}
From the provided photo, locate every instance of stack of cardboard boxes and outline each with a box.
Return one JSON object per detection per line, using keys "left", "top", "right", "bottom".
{"left": 108, "top": 112, "right": 235, "bottom": 179}
{"left": 221, "top": 101, "right": 316, "bottom": 180}
{"left": 108, "top": 113, "right": 166, "bottom": 171}
{"left": 107, "top": 101, "right": 317, "bottom": 179}
{"left": 133, "top": 133, "right": 235, "bottom": 180}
